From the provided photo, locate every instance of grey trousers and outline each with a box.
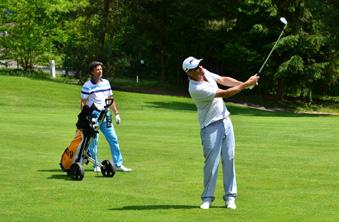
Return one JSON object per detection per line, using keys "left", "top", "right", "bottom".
{"left": 200, "top": 117, "right": 237, "bottom": 202}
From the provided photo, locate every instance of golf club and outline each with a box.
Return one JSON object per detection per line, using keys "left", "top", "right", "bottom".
{"left": 248, "top": 17, "right": 288, "bottom": 89}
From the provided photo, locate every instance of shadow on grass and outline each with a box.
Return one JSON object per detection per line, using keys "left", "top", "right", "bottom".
{"left": 38, "top": 168, "right": 99, "bottom": 173}
{"left": 144, "top": 101, "right": 331, "bottom": 117}
{"left": 37, "top": 169, "right": 69, "bottom": 180}
{"left": 47, "top": 174, "right": 69, "bottom": 180}
{"left": 226, "top": 105, "right": 324, "bottom": 117}
{"left": 37, "top": 169, "right": 114, "bottom": 180}
{"left": 37, "top": 169, "right": 61, "bottom": 172}
{"left": 36, "top": 169, "right": 69, "bottom": 180}
{"left": 110, "top": 205, "right": 197, "bottom": 210}
{"left": 46, "top": 174, "right": 114, "bottom": 180}
{"left": 110, "top": 205, "right": 227, "bottom": 210}
{"left": 145, "top": 101, "right": 196, "bottom": 111}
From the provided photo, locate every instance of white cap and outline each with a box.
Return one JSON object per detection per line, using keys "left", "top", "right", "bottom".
{"left": 182, "top": 56, "right": 203, "bottom": 72}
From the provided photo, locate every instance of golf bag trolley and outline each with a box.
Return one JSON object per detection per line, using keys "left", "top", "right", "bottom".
{"left": 60, "top": 98, "right": 116, "bottom": 180}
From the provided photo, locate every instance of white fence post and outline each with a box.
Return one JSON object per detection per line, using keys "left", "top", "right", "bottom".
{"left": 50, "top": 60, "right": 56, "bottom": 78}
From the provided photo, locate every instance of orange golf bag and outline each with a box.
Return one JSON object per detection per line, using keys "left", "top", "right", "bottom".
{"left": 59, "top": 99, "right": 115, "bottom": 180}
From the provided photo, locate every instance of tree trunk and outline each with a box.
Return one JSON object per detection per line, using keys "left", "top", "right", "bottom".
{"left": 307, "top": 89, "right": 313, "bottom": 103}
{"left": 276, "top": 78, "right": 284, "bottom": 100}
{"left": 99, "top": 0, "right": 112, "bottom": 48}
{"left": 160, "top": 49, "right": 165, "bottom": 82}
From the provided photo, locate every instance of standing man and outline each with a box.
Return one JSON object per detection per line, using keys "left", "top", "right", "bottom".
{"left": 80, "top": 61, "right": 132, "bottom": 172}
{"left": 182, "top": 56, "right": 259, "bottom": 209}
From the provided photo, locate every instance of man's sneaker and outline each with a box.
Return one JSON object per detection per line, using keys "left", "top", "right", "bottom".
{"left": 94, "top": 166, "right": 101, "bottom": 172}
{"left": 115, "top": 165, "right": 132, "bottom": 172}
{"left": 200, "top": 201, "right": 211, "bottom": 209}
{"left": 226, "top": 199, "right": 236, "bottom": 209}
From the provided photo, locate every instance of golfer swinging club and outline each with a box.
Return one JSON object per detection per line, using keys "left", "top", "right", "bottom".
{"left": 182, "top": 56, "right": 259, "bottom": 209}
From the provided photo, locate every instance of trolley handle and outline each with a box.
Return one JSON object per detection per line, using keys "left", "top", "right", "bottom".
{"left": 105, "top": 98, "right": 114, "bottom": 108}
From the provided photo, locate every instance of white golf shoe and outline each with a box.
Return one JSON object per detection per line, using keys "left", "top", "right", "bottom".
{"left": 115, "top": 165, "right": 132, "bottom": 172}
{"left": 226, "top": 199, "right": 236, "bottom": 209}
{"left": 94, "top": 166, "right": 101, "bottom": 172}
{"left": 200, "top": 201, "right": 211, "bottom": 209}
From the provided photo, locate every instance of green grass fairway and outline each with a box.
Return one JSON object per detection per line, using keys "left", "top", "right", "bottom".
{"left": 0, "top": 76, "right": 338, "bottom": 222}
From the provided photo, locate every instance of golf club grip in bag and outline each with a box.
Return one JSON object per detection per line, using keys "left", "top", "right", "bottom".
{"left": 97, "top": 98, "right": 114, "bottom": 123}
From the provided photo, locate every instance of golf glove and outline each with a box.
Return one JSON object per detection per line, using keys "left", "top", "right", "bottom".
{"left": 115, "top": 114, "right": 121, "bottom": 125}
{"left": 91, "top": 118, "right": 100, "bottom": 131}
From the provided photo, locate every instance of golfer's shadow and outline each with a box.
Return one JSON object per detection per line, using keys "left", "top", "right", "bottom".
{"left": 47, "top": 174, "right": 69, "bottom": 180}
{"left": 110, "top": 205, "right": 198, "bottom": 211}
{"left": 37, "top": 169, "right": 72, "bottom": 180}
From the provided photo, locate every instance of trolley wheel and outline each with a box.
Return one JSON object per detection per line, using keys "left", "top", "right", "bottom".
{"left": 68, "top": 162, "right": 84, "bottom": 180}
{"left": 101, "top": 160, "right": 115, "bottom": 177}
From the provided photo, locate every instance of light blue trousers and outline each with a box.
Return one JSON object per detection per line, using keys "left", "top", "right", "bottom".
{"left": 200, "top": 117, "right": 237, "bottom": 202}
{"left": 89, "top": 110, "right": 123, "bottom": 168}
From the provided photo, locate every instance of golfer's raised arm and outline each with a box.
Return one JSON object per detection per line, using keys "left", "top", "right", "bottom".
{"left": 215, "top": 74, "right": 259, "bottom": 98}
{"left": 217, "top": 76, "right": 243, "bottom": 87}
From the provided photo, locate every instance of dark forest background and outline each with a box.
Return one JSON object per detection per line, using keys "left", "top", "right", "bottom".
{"left": 1, "top": 0, "right": 338, "bottom": 101}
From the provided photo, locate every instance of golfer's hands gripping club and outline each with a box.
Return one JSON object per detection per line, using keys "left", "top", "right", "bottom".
{"left": 115, "top": 114, "right": 121, "bottom": 125}
{"left": 246, "top": 74, "right": 260, "bottom": 89}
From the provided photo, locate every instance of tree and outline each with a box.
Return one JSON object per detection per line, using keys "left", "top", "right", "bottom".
{"left": 305, "top": 0, "right": 339, "bottom": 96}
{"left": 219, "top": 0, "right": 337, "bottom": 100}
{"left": 60, "top": 0, "right": 128, "bottom": 79}
{"left": 270, "top": 0, "right": 337, "bottom": 100}
{"left": 0, "top": 0, "right": 66, "bottom": 70}
{"left": 121, "top": 0, "right": 238, "bottom": 83}
{"left": 2, "top": 0, "right": 336, "bottom": 100}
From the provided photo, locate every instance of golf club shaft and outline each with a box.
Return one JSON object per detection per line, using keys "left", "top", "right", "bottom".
{"left": 248, "top": 24, "right": 287, "bottom": 89}
{"left": 258, "top": 25, "right": 287, "bottom": 74}
{"left": 247, "top": 18, "right": 287, "bottom": 89}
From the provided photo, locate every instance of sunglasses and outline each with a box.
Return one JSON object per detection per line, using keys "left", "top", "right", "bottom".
{"left": 190, "top": 66, "right": 200, "bottom": 71}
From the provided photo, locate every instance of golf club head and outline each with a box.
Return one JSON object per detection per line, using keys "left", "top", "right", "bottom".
{"left": 280, "top": 17, "right": 288, "bottom": 25}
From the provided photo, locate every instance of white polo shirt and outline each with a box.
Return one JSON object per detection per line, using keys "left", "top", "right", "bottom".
{"left": 81, "top": 78, "right": 112, "bottom": 110}
{"left": 189, "top": 69, "right": 230, "bottom": 128}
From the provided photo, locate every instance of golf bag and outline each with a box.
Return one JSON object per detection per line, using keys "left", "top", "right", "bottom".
{"left": 60, "top": 105, "right": 93, "bottom": 171}
{"left": 59, "top": 99, "right": 115, "bottom": 180}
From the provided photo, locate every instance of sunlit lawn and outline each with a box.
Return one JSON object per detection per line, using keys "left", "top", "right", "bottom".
{"left": 0, "top": 76, "right": 338, "bottom": 222}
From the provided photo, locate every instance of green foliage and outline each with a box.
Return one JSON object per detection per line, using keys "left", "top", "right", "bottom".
{"left": 250, "top": 24, "right": 269, "bottom": 36}
{"left": 250, "top": 1, "right": 338, "bottom": 100}
{"left": 277, "top": 35, "right": 300, "bottom": 53}
{"left": 0, "top": 0, "right": 64, "bottom": 69}
{"left": 0, "top": 0, "right": 338, "bottom": 100}
{"left": 239, "top": 0, "right": 277, "bottom": 16}
{"left": 222, "top": 42, "right": 261, "bottom": 73}
{"left": 0, "top": 68, "right": 50, "bottom": 79}
{"left": 276, "top": 55, "right": 304, "bottom": 79}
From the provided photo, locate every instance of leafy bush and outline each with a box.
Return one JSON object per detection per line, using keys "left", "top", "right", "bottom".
{"left": 0, "top": 68, "right": 50, "bottom": 79}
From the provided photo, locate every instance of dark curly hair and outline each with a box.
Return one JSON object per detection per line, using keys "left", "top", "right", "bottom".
{"left": 88, "top": 61, "right": 103, "bottom": 73}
